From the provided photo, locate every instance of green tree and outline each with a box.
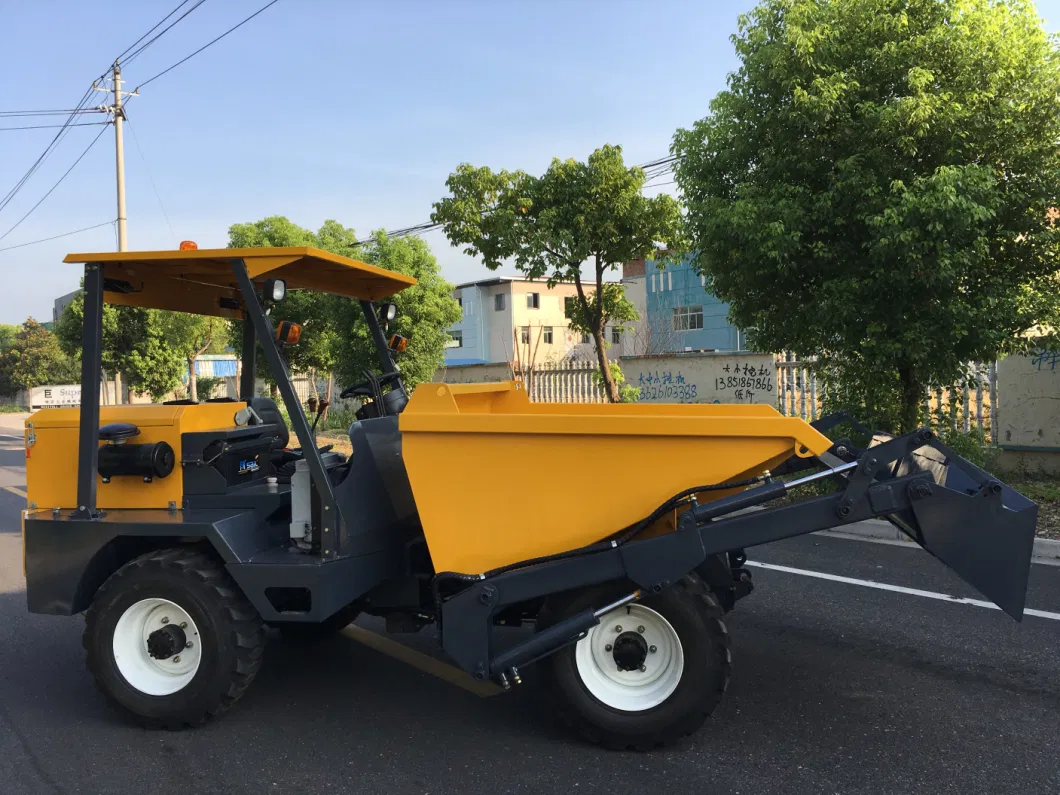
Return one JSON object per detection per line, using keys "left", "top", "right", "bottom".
{"left": 158, "top": 313, "right": 229, "bottom": 402}
{"left": 673, "top": 0, "right": 1060, "bottom": 432}
{"left": 227, "top": 216, "right": 460, "bottom": 394}
{"left": 330, "top": 231, "right": 462, "bottom": 390}
{"left": 432, "top": 145, "right": 684, "bottom": 402}
{"left": 0, "top": 323, "right": 20, "bottom": 356}
{"left": 0, "top": 318, "right": 79, "bottom": 392}
{"left": 55, "top": 298, "right": 185, "bottom": 400}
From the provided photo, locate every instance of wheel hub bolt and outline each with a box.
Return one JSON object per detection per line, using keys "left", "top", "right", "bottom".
{"left": 173, "top": 656, "right": 181, "bottom": 663}
{"left": 180, "top": 622, "right": 187, "bottom": 629}
{"left": 605, "top": 644, "right": 612, "bottom": 652}
{"left": 649, "top": 645, "right": 657, "bottom": 653}
{"left": 185, "top": 642, "right": 194, "bottom": 648}
{"left": 614, "top": 625, "right": 622, "bottom": 633}
{"left": 637, "top": 625, "right": 645, "bottom": 633}
{"left": 161, "top": 617, "right": 169, "bottom": 624}
{"left": 640, "top": 665, "right": 646, "bottom": 672}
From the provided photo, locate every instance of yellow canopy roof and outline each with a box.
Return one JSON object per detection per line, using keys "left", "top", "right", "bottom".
{"left": 63, "top": 246, "right": 418, "bottom": 318}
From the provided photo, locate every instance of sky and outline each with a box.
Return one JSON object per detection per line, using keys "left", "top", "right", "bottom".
{"left": 2, "top": 0, "right": 1060, "bottom": 325}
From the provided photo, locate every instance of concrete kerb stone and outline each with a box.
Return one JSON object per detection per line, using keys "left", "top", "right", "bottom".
{"left": 816, "top": 520, "right": 1060, "bottom": 567}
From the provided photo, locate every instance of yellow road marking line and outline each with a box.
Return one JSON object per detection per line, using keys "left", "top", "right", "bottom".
{"left": 341, "top": 624, "right": 502, "bottom": 698}
{"left": 2, "top": 485, "right": 26, "bottom": 498}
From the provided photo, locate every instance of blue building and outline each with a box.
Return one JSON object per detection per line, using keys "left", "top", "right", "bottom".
{"left": 624, "top": 255, "right": 742, "bottom": 353}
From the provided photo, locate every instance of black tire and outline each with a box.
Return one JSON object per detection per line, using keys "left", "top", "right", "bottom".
{"left": 274, "top": 601, "right": 362, "bottom": 642}
{"left": 83, "top": 547, "right": 266, "bottom": 729}
{"left": 540, "top": 577, "right": 731, "bottom": 750}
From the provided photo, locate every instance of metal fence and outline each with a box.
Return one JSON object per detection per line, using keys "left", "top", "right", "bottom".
{"left": 775, "top": 353, "right": 999, "bottom": 440}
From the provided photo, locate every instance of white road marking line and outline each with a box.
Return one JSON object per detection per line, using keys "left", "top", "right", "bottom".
{"left": 745, "top": 560, "right": 1060, "bottom": 622}
{"left": 1, "top": 485, "right": 26, "bottom": 499}
{"left": 341, "top": 624, "right": 502, "bottom": 697}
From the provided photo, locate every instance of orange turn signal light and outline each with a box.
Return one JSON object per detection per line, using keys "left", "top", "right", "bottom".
{"left": 179, "top": 240, "right": 198, "bottom": 250}
{"left": 275, "top": 321, "right": 302, "bottom": 345}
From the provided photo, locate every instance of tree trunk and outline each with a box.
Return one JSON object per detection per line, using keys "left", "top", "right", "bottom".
{"left": 270, "top": 381, "right": 279, "bottom": 400}
{"left": 897, "top": 365, "right": 922, "bottom": 434}
{"left": 323, "top": 373, "right": 334, "bottom": 423}
{"left": 592, "top": 324, "right": 620, "bottom": 403}
{"left": 188, "top": 355, "right": 198, "bottom": 402}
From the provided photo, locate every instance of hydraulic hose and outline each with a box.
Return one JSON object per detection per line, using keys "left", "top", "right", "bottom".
{"left": 431, "top": 473, "right": 774, "bottom": 594}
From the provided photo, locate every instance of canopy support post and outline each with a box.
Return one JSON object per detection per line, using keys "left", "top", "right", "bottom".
{"left": 231, "top": 258, "right": 340, "bottom": 558}
{"left": 74, "top": 263, "right": 105, "bottom": 519}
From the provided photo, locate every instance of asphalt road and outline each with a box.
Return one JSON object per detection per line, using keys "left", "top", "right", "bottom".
{"left": 1, "top": 428, "right": 1059, "bottom": 795}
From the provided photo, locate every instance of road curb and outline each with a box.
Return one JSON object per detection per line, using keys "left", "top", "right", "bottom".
{"left": 816, "top": 521, "right": 1060, "bottom": 566}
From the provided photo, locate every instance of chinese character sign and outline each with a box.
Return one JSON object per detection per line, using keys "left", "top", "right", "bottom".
{"left": 626, "top": 354, "right": 776, "bottom": 405}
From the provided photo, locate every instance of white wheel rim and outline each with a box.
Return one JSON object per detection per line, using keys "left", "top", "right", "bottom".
{"left": 112, "top": 598, "right": 202, "bottom": 696}
{"left": 574, "top": 603, "right": 684, "bottom": 712}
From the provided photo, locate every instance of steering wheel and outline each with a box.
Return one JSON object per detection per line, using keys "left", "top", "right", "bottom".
{"left": 340, "top": 369, "right": 402, "bottom": 400}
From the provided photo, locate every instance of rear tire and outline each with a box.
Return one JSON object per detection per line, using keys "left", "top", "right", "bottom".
{"left": 83, "top": 547, "right": 266, "bottom": 729}
{"left": 540, "top": 577, "right": 730, "bottom": 750}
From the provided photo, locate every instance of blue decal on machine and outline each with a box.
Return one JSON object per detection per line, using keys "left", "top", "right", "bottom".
{"left": 239, "top": 457, "right": 260, "bottom": 475}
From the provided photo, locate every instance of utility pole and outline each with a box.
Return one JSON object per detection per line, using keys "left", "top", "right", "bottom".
{"left": 113, "top": 63, "right": 127, "bottom": 251}
{"left": 95, "top": 62, "right": 136, "bottom": 251}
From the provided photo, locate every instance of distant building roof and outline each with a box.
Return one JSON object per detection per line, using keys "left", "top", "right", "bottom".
{"left": 453, "top": 275, "right": 620, "bottom": 290}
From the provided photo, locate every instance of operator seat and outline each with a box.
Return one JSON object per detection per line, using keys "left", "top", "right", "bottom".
{"left": 247, "top": 396, "right": 290, "bottom": 453}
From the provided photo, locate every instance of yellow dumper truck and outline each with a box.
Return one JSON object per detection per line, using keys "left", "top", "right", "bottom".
{"left": 21, "top": 246, "right": 1037, "bottom": 749}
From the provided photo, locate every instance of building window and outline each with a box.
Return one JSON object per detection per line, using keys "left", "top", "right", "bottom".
{"left": 543, "top": 326, "right": 553, "bottom": 344}
{"left": 456, "top": 296, "right": 462, "bottom": 308}
{"left": 564, "top": 296, "right": 575, "bottom": 318}
{"left": 611, "top": 327, "right": 621, "bottom": 345}
{"left": 580, "top": 332, "right": 590, "bottom": 344}
{"left": 672, "top": 305, "right": 704, "bottom": 331}
{"left": 527, "top": 292, "right": 540, "bottom": 309}
{"left": 495, "top": 293, "right": 505, "bottom": 311}
{"left": 520, "top": 326, "right": 530, "bottom": 344}
{"left": 447, "top": 330, "right": 463, "bottom": 349}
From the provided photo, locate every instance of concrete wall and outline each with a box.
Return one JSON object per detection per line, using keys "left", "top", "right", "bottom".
{"left": 996, "top": 350, "right": 1060, "bottom": 473}
{"left": 622, "top": 353, "right": 775, "bottom": 404}
{"left": 996, "top": 351, "right": 1060, "bottom": 450}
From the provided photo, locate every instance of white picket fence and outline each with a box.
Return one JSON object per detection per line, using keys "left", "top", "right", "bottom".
{"left": 776, "top": 353, "right": 999, "bottom": 440}
{"left": 522, "top": 359, "right": 606, "bottom": 403}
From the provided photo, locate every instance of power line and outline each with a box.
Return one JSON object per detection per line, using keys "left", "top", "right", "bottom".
{"left": 0, "top": 121, "right": 109, "bottom": 131}
{"left": 134, "top": 0, "right": 282, "bottom": 91}
{"left": 0, "top": 80, "right": 103, "bottom": 215}
{"left": 114, "top": 0, "right": 194, "bottom": 64}
{"left": 0, "top": 220, "right": 114, "bottom": 253}
{"left": 0, "top": 108, "right": 105, "bottom": 117}
{"left": 123, "top": 0, "right": 209, "bottom": 67}
{"left": 125, "top": 117, "right": 177, "bottom": 243}
{"left": 0, "top": 125, "right": 109, "bottom": 243}
{"left": 350, "top": 153, "right": 685, "bottom": 248}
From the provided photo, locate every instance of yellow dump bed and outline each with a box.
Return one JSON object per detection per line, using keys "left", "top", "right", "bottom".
{"left": 400, "top": 382, "right": 833, "bottom": 574}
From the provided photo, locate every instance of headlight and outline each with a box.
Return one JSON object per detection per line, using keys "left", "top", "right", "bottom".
{"left": 263, "top": 278, "right": 286, "bottom": 302}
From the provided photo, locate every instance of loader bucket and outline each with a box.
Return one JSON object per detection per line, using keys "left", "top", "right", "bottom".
{"left": 400, "top": 381, "right": 834, "bottom": 574}
{"left": 878, "top": 438, "right": 1038, "bottom": 620}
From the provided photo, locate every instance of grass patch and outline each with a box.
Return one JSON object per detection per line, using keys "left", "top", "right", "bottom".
{"left": 0, "top": 404, "right": 26, "bottom": 413}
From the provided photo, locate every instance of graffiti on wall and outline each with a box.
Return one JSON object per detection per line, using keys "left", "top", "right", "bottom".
{"left": 626, "top": 354, "right": 776, "bottom": 404}
{"left": 997, "top": 351, "right": 1060, "bottom": 451}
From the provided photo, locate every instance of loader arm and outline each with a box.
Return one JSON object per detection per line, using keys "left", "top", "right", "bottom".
{"left": 436, "top": 427, "right": 1037, "bottom": 684}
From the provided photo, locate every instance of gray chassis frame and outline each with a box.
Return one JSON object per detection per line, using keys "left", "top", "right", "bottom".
{"left": 22, "top": 258, "right": 1039, "bottom": 687}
